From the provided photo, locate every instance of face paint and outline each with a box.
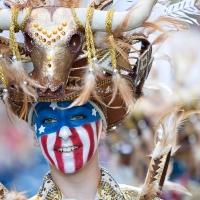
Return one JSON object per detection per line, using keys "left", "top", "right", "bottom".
{"left": 33, "top": 101, "right": 102, "bottom": 173}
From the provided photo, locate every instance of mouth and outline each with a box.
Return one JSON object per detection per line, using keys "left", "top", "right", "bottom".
{"left": 56, "top": 146, "right": 79, "bottom": 153}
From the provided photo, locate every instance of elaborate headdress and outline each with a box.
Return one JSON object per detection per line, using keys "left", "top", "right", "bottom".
{"left": 0, "top": 0, "right": 200, "bottom": 199}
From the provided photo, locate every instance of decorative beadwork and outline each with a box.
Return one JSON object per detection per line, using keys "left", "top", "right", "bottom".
{"left": 32, "top": 22, "right": 68, "bottom": 46}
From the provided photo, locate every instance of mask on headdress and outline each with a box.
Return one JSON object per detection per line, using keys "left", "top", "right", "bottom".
{"left": 0, "top": 0, "right": 155, "bottom": 130}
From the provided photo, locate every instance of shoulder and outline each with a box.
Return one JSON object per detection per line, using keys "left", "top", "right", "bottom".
{"left": 119, "top": 184, "right": 141, "bottom": 199}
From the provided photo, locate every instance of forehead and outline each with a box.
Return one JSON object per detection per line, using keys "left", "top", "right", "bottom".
{"left": 25, "top": 7, "right": 78, "bottom": 34}
{"left": 35, "top": 101, "right": 95, "bottom": 113}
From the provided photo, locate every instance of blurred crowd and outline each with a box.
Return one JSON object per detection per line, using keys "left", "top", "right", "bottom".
{"left": 0, "top": 9, "right": 200, "bottom": 200}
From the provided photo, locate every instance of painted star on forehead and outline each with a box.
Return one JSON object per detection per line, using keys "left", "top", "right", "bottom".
{"left": 34, "top": 124, "right": 37, "bottom": 132}
{"left": 50, "top": 102, "right": 57, "bottom": 110}
{"left": 39, "top": 125, "right": 45, "bottom": 134}
{"left": 92, "top": 108, "right": 97, "bottom": 116}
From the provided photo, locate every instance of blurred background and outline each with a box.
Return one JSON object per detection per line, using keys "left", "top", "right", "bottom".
{"left": 0, "top": 0, "right": 200, "bottom": 199}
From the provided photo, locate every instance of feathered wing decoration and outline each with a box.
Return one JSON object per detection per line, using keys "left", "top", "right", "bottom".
{"left": 149, "top": 0, "right": 200, "bottom": 24}
{"left": 162, "top": 0, "right": 200, "bottom": 25}
{"left": 140, "top": 104, "right": 200, "bottom": 199}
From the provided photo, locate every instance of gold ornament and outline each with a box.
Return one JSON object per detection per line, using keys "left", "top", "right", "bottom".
{"left": 34, "top": 23, "right": 38, "bottom": 28}
{"left": 42, "top": 30, "right": 47, "bottom": 34}
{"left": 62, "top": 22, "right": 67, "bottom": 26}
{"left": 46, "top": 56, "right": 52, "bottom": 61}
{"left": 52, "top": 30, "right": 58, "bottom": 34}
{"left": 38, "top": 26, "right": 42, "bottom": 31}
{"left": 58, "top": 26, "right": 63, "bottom": 31}
{"left": 47, "top": 33, "right": 52, "bottom": 38}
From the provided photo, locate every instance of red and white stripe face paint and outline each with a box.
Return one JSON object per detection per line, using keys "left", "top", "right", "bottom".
{"left": 39, "top": 120, "right": 101, "bottom": 173}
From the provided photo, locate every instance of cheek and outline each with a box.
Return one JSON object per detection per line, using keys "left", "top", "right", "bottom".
{"left": 39, "top": 133, "right": 58, "bottom": 166}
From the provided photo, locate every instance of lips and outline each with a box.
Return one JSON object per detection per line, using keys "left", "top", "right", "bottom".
{"left": 56, "top": 146, "right": 79, "bottom": 153}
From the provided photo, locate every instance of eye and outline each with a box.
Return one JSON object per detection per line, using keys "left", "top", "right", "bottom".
{"left": 71, "top": 115, "right": 86, "bottom": 121}
{"left": 67, "top": 32, "right": 83, "bottom": 53}
{"left": 24, "top": 32, "right": 35, "bottom": 52}
{"left": 42, "top": 118, "right": 57, "bottom": 124}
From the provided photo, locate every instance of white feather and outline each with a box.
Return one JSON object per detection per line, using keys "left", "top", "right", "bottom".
{"left": 3, "top": 191, "right": 27, "bottom": 200}
{"left": 149, "top": 0, "right": 200, "bottom": 24}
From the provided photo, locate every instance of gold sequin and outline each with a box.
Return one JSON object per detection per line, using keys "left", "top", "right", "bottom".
{"left": 42, "top": 38, "right": 46, "bottom": 42}
{"left": 52, "top": 30, "right": 58, "bottom": 34}
{"left": 56, "top": 36, "right": 60, "bottom": 40}
{"left": 58, "top": 26, "right": 63, "bottom": 31}
{"left": 52, "top": 39, "right": 56, "bottom": 43}
{"left": 47, "top": 41, "right": 51, "bottom": 45}
{"left": 47, "top": 33, "right": 52, "bottom": 38}
{"left": 47, "top": 64, "right": 51, "bottom": 68}
{"left": 38, "top": 26, "right": 42, "bottom": 31}
{"left": 39, "top": 36, "right": 43, "bottom": 40}
{"left": 34, "top": 33, "right": 39, "bottom": 37}
{"left": 34, "top": 23, "right": 38, "bottom": 28}
{"left": 46, "top": 56, "right": 52, "bottom": 61}
{"left": 62, "top": 22, "right": 67, "bottom": 26}
{"left": 42, "top": 30, "right": 47, "bottom": 34}
{"left": 61, "top": 31, "right": 65, "bottom": 35}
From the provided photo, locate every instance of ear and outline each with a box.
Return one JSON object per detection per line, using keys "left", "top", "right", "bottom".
{"left": 33, "top": 132, "right": 40, "bottom": 147}
{"left": 100, "top": 125, "right": 107, "bottom": 141}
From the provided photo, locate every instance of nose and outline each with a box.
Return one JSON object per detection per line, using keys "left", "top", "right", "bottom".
{"left": 59, "top": 126, "right": 72, "bottom": 140}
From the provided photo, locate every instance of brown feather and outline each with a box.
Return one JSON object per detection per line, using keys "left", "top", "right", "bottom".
{"left": 108, "top": 38, "right": 129, "bottom": 62}
{"left": 109, "top": 73, "right": 135, "bottom": 111}
{"left": 115, "top": 39, "right": 140, "bottom": 54}
{"left": 3, "top": 92, "right": 19, "bottom": 125}
{"left": 68, "top": 66, "right": 96, "bottom": 108}
{"left": 19, "top": 94, "right": 28, "bottom": 121}
{"left": 141, "top": 22, "right": 166, "bottom": 33}
{"left": 155, "top": 16, "right": 189, "bottom": 31}
{"left": 114, "top": 6, "right": 138, "bottom": 36}
{"left": 152, "top": 33, "right": 168, "bottom": 46}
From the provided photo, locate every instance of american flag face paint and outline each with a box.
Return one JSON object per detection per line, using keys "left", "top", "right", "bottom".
{"left": 33, "top": 101, "right": 102, "bottom": 173}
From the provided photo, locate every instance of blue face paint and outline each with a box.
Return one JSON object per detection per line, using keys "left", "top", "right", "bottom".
{"left": 33, "top": 101, "right": 100, "bottom": 138}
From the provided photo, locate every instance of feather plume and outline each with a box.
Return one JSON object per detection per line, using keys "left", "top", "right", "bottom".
{"left": 154, "top": 16, "right": 189, "bottom": 31}
{"left": 163, "top": 0, "right": 200, "bottom": 24}
{"left": 3, "top": 60, "right": 42, "bottom": 98}
{"left": 116, "top": 39, "right": 140, "bottom": 54}
{"left": 69, "top": 68, "right": 95, "bottom": 107}
{"left": 164, "top": 162, "right": 191, "bottom": 197}
{"left": 93, "top": 61, "right": 104, "bottom": 79}
{"left": 94, "top": 32, "right": 109, "bottom": 49}
{"left": 149, "top": 0, "right": 200, "bottom": 24}
{"left": 144, "top": 81, "right": 173, "bottom": 95}
{"left": 3, "top": 190, "right": 27, "bottom": 200}
{"left": 19, "top": 94, "right": 29, "bottom": 121}
{"left": 108, "top": 38, "right": 129, "bottom": 62}
{"left": 114, "top": 6, "right": 138, "bottom": 36}
{"left": 109, "top": 73, "right": 134, "bottom": 112}
{"left": 2, "top": 90, "right": 19, "bottom": 125}
{"left": 164, "top": 181, "right": 192, "bottom": 196}
{"left": 140, "top": 22, "right": 166, "bottom": 33}
{"left": 140, "top": 182, "right": 160, "bottom": 200}
{"left": 151, "top": 104, "right": 200, "bottom": 159}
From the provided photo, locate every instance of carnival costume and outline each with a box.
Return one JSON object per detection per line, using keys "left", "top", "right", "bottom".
{"left": 0, "top": 0, "right": 200, "bottom": 199}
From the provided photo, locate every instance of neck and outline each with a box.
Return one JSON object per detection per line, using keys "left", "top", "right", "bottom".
{"left": 50, "top": 151, "right": 101, "bottom": 200}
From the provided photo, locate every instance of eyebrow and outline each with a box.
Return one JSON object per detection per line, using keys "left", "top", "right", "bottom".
{"left": 35, "top": 105, "right": 52, "bottom": 114}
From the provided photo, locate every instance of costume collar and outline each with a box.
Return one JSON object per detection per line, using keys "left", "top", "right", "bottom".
{"left": 36, "top": 168, "right": 125, "bottom": 200}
